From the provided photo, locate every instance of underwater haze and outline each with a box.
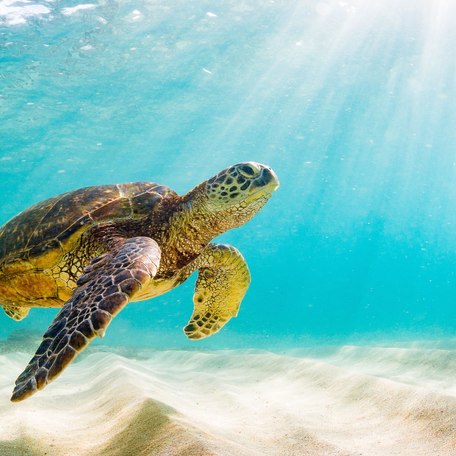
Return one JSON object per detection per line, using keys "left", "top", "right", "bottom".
{"left": 4, "top": 2, "right": 456, "bottom": 455}
{"left": 1, "top": 0, "right": 456, "bottom": 349}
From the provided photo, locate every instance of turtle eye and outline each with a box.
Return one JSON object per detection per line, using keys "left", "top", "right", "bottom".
{"left": 202, "top": 269, "right": 214, "bottom": 279}
{"left": 238, "top": 163, "right": 260, "bottom": 178}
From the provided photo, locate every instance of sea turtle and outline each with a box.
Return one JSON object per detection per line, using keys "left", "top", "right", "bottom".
{"left": 0, "top": 162, "right": 279, "bottom": 402}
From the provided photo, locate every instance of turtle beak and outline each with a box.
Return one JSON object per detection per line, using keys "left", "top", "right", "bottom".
{"left": 264, "top": 166, "right": 280, "bottom": 190}
{"left": 251, "top": 165, "right": 280, "bottom": 192}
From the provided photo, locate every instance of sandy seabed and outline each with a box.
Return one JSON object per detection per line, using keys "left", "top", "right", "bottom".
{"left": 1, "top": 342, "right": 456, "bottom": 456}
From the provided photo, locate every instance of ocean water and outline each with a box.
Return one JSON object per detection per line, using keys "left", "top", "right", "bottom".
{"left": 3, "top": 2, "right": 456, "bottom": 454}
{"left": 1, "top": 0, "right": 456, "bottom": 352}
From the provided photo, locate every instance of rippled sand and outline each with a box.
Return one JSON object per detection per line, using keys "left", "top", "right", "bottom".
{"left": 1, "top": 343, "right": 456, "bottom": 455}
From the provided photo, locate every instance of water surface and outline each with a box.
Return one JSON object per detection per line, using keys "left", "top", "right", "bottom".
{"left": 1, "top": 0, "right": 456, "bottom": 347}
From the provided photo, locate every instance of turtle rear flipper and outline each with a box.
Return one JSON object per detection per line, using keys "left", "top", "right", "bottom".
{"left": 2, "top": 304, "right": 30, "bottom": 321}
{"left": 10, "top": 236, "right": 160, "bottom": 402}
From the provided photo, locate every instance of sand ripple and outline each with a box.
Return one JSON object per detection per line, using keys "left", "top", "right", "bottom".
{"left": 1, "top": 344, "right": 456, "bottom": 455}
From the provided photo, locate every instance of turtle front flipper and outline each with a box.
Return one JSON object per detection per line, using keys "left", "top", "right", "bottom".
{"left": 183, "top": 244, "right": 250, "bottom": 340}
{"left": 11, "top": 236, "right": 160, "bottom": 402}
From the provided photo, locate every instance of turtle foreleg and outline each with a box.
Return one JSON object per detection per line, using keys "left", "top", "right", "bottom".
{"left": 182, "top": 244, "right": 250, "bottom": 340}
{"left": 11, "top": 236, "right": 161, "bottom": 402}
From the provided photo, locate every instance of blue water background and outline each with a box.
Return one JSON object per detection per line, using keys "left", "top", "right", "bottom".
{"left": 1, "top": 0, "right": 456, "bottom": 348}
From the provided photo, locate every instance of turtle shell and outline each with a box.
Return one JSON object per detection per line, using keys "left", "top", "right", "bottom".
{"left": 0, "top": 182, "right": 176, "bottom": 270}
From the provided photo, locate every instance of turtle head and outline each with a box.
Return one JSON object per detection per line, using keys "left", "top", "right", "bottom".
{"left": 188, "top": 162, "right": 279, "bottom": 232}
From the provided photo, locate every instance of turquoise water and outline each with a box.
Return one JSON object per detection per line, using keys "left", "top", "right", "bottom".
{"left": 1, "top": 0, "right": 456, "bottom": 349}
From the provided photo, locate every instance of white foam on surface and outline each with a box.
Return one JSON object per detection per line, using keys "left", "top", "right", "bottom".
{"left": 0, "top": 0, "right": 50, "bottom": 25}
{"left": 60, "top": 3, "right": 96, "bottom": 16}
